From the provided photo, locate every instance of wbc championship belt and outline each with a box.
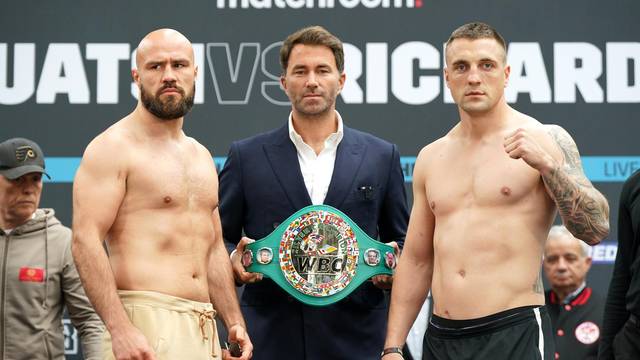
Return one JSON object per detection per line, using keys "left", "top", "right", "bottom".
{"left": 241, "top": 205, "right": 397, "bottom": 306}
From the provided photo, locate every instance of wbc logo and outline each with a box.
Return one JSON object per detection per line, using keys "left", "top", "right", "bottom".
{"left": 280, "top": 210, "right": 359, "bottom": 297}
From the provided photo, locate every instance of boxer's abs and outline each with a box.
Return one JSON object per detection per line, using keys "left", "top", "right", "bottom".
{"left": 106, "top": 210, "right": 215, "bottom": 303}
{"left": 430, "top": 212, "right": 548, "bottom": 320}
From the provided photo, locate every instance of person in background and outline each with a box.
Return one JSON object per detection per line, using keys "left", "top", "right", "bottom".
{"left": 0, "top": 137, "right": 104, "bottom": 360}
{"left": 544, "top": 225, "right": 604, "bottom": 360}
{"left": 599, "top": 170, "right": 640, "bottom": 360}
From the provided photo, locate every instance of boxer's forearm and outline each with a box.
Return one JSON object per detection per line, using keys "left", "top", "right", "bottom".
{"left": 207, "top": 242, "right": 246, "bottom": 329}
{"left": 385, "top": 256, "right": 433, "bottom": 348}
{"left": 72, "top": 234, "right": 131, "bottom": 333}
{"left": 542, "top": 167, "right": 609, "bottom": 244}
{"left": 542, "top": 126, "right": 610, "bottom": 245}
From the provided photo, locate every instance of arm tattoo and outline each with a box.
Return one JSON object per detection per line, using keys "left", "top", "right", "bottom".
{"left": 543, "top": 125, "right": 610, "bottom": 244}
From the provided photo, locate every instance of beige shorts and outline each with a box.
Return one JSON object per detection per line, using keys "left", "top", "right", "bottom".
{"left": 103, "top": 290, "right": 221, "bottom": 359}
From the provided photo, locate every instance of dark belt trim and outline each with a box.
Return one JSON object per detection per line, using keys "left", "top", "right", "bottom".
{"left": 428, "top": 305, "right": 546, "bottom": 338}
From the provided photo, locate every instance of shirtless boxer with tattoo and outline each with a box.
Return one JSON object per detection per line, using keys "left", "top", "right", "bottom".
{"left": 383, "top": 22, "right": 609, "bottom": 360}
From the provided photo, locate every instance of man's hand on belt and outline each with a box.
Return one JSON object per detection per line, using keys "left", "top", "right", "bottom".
{"left": 373, "top": 241, "right": 399, "bottom": 290}
{"left": 230, "top": 237, "right": 263, "bottom": 284}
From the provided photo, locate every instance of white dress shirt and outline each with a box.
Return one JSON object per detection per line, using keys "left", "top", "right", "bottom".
{"left": 288, "top": 111, "right": 344, "bottom": 205}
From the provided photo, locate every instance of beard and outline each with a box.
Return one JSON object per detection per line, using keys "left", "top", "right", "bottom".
{"left": 292, "top": 91, "right": 336, "bottom": 118}
{"left": 141, "top": 83, "right": 195, "bottom": 120}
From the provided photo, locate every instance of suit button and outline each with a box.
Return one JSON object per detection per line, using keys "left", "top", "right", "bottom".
{"left": 273, "top": 222, "right": 280, "bottom": 229}
{"left": 564, "top": 305, "right": 572, "bottom": 311}
{"left": 287, "top": 296, "right": 294, "bottom": 303}
{"left": 557, "top": 329, "right": 564, "bottom": 336}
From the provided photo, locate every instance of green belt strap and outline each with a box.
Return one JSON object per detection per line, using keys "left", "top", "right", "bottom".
{"left": 242, "top": 204, "right": 397, "bottom": 306}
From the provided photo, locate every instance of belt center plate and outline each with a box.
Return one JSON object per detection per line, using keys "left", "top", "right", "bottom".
{"left": 279, "top": 209, "right": 359, "bottom": 297}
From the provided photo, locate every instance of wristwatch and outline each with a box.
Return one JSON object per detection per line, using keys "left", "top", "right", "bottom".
{"left": 381, "top": 347, "right": 403, "bottom": 358}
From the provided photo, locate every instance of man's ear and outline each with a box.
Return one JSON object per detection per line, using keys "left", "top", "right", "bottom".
{"left": 504, "top": 64, "right": 511, "bottom": 88}
{"left": 337, "top": 71, "right": 346, "bottom": 94}
{"left": 132, "top": 68, "right": 140, "bottom": 84}
{"left": 280, "top": 75, "right": 287, "bottom": 92}
{"left": 444, "top": 67, "right": 451, "bottom": 89}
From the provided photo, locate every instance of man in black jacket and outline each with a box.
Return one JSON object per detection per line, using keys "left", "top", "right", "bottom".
{"left": 544, "top": 225, "right": 604, "bottom": 360}
{"left": 219, "top": 26, "right": 409, "bottom": 360}
{"left": 599, "top": 171, "right": 640, "bottom": 359}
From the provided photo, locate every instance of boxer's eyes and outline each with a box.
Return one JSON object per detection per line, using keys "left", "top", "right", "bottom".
{"left": 481, "top": 62, "right": 495, "bottom": 70}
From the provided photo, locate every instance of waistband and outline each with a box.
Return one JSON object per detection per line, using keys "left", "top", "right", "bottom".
{"left": 428, "top": 305, "right": 546, "bottom": 338}
{"left": 118, "top": 290, "right": 219, "bottom": 357}
{"left": 117, "top": 290, "right": 215, "bottom": 315}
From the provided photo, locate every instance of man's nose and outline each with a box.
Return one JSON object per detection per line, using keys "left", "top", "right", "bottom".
{"left": 557, "top": 258, "right": 568, "bottom": 270}
{"left": 22, "top": 182, "right": 36, "bottom": 194}
{"left": 467, "top": 66, "right": 482, "bottom": 84}
{"left": 162, "top": 65, "right": 177, "bottom": 83}
{"left": 306, "top": 72, "right": 319, "bottom": 88}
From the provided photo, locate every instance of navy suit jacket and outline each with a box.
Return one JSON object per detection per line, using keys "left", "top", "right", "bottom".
{"left": 219, "top": 123, "right": 409, "bottom": 360}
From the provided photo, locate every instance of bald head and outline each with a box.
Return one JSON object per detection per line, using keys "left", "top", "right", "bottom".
{"left": 135, "top": 29, "right": 194, "bottom": 69}
{"left": 132, "top": 28, "right": 197, "bottom": 121}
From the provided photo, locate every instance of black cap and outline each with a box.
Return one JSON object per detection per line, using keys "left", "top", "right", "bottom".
{"left": 0, "top": 138, "right": 50, "bottom": 180}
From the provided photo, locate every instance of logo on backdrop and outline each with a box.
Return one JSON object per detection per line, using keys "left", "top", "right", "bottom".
{"left": 63, "top": 319, "right": 79, "bottom": 355}
{"left": 1, "top": 41, "right": 638, "bottom": 105}
{"left": 214, "top": 0, "right": 422, "bottom": 9}
{"left": 589, "top": 241, "right": 617, "bottom": 264}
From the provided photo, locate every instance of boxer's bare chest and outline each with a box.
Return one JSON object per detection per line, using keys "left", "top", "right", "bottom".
{"left": 426, "top": 138, "right": 543, "bottom": 217}
{"left": 121, "top": 141, "right": 217, "bottom": 212}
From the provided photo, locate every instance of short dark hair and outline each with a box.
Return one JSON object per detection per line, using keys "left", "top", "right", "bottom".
{"left": 280, "top": 26, "right": 344, "bottom": 74}
{"left": 445, "top": 22, "right": 507, "bottom": 62}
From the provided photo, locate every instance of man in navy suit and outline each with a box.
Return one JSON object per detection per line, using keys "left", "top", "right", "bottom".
{"left": 218, "top": 26, "right": 409, "bottom": 360}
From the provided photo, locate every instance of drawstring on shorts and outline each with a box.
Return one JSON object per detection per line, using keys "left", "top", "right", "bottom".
{"left": 195, "top": 308, "right": 218, "bottom": 357}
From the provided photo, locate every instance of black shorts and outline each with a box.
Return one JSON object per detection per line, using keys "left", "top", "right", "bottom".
{"left": 424, "top": 305, "right": 554, "bottom": 360}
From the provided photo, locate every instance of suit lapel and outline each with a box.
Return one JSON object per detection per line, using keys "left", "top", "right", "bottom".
{"left": 324, "top": 127, "right": 366, "bottom": 208}
{"left": 263, "top": 125, "right": 312, "bottom": 211}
